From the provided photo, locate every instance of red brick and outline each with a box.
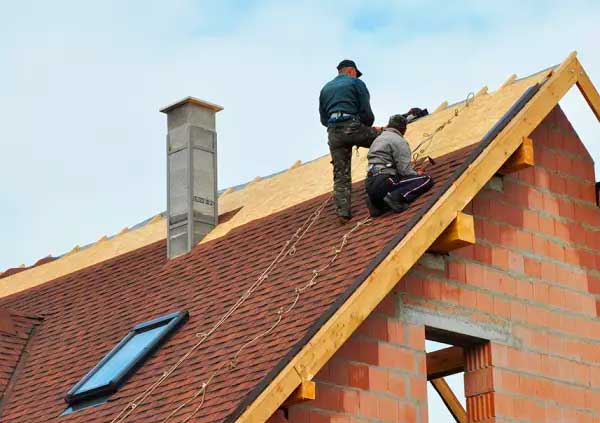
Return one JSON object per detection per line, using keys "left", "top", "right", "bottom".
{"left": 397, "top": 402, "right": 417, "bottom": 422}
{"left": 378, "top": 344, "right": 414, "bottom": 371}
{"left": 387, "top": 374, "right": 407, "bottom": 397}
{"left": 347, "top": 364, "right": 369, "bottom": 390}
{"left": 358, "top": 391, "right": 379, "bottom": 419}
{"left": 377, "top": 396, "right": 398, "bottom": 421}
{"left": 409, "top": 375, "right": 427, "bottom": 402}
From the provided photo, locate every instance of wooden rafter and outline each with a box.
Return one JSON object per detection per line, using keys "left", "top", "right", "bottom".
{"left": 430, "top": 378, "right": 467, "bottom": 423}
{"left": 500, "top": 73, "right": 517, "bottom": 89}
{"left": 427, "top": 346, "right": 464, "bottom": 380}
{"left": 235, "top": 52, "right": 581, "bottom": 423}
{"left": 282, "top": 381, "right": 315, "bottom": 407}
{"left": 574, "top": 58, "right": 600, "bottom": 122}
{"left": 498, "top": 136, "right": 534, "bottom": 175}
{"left": 429, "top": 212, "right": 475, "bottom": 253}
{"left": 434, "top": 101, "right": 449, "bottom": 112}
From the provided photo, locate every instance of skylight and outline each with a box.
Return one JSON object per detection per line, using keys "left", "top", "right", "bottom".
{"left": 64, "top": 311, "right": 188, "bottom": 412}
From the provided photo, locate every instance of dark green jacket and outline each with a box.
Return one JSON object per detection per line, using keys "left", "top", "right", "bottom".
{"left": 319, "top": 74, "right": 375, "bottom": 127}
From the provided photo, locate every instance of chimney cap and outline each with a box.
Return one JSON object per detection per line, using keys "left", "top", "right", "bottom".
{"left": 160, "top": 96, "right": 223, "bottom": 114}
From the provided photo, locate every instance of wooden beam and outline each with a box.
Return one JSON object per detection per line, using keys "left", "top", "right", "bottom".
{"left": 500, "top": 73, "right": 517, "bottom": 89}
{"left": 574, "top": 57, "right": 600, "bottom": 122}
{"left": 234, "top": 52, "right": 580, "bottom": 423}
{"left": 434, "top": 101, "right": 448, "bottom": 113}
{"left": 282, "top": 381, "right": 315, "bottom": 407}
{"left": 427, "top": 346, "right": 464, "bottom": 380}
{"left": 429, "top": 212, "right": 475, "bottom": 253}
{"left": 430, "top": 378, "right": 467, "bottom": 423}
{"left": 475, "top": 86, "right": 488, "bottom": 97}
{"left": 498, "top": 136, "right": 534, "bottom": 174}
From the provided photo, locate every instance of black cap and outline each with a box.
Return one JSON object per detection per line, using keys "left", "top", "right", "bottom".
{"left": 388, "top": 114, "right": 408, "bottom": 131}
{"left": 337, "top": 59, "right": 363, "bottom": 77}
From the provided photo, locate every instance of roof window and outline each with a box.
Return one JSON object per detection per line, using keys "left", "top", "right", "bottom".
{"left": 62, "top": 311, "right": 188, "bottom": 414}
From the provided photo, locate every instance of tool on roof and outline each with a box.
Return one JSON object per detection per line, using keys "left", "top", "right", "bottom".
{"left": 402, "top": 107, "right": 429, "bottom": 123}
{"left": 411, "top": 92, "right": 475, "bottom": 167}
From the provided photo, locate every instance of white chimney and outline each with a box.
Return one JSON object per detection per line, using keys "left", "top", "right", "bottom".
{"left": 160, "top": 97, "right": 223, "bottom": 258}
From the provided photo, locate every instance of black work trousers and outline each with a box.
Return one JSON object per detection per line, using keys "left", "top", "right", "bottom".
{"left": 365, "top": 173, "right": 434, "bottom": 212}
{"left": 328, "top": 119, "right": 379, "bottom": 218}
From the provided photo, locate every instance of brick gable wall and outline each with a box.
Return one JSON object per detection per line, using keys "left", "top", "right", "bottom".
{"left": 270, "top": 105, "right": 600, "bottom": 423}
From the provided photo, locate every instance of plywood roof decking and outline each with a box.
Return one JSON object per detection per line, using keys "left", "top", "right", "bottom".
{"left": 213, "top": 70, "right": 550, "bottom": 241}
{"left": 0, "top": 65, "right": 551, "bottom": 298}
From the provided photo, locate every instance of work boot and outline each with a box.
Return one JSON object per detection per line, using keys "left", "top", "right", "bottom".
{"left": 383, "top": 193, "right": 408, "bottom": 213}
{"left": 337, "top": 215, "right": 351, "bottom": 225}
{"left": 365, "top": 196, "right": 384, "bottom": 218}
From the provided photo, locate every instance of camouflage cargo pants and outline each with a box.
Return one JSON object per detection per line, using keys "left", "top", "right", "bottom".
{"left": 328, "top": 119, "right": 379, "bottom": 218}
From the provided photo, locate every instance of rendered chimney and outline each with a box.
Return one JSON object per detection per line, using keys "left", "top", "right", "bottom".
{"left": 160, "top": 97, "right": 223, "bottom": 258}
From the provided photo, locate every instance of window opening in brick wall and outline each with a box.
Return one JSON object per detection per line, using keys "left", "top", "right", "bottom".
{"left": 425, "top": 326, "right": 494, "bottom": 423}
{"left": 426, "top": 340, "right": 466, "bottom": 422}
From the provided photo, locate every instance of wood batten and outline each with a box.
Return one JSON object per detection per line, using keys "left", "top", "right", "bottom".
{"left": 475, "top": 86, "right": 488, "bottom": 97}
{"left": 282, "top": 381, "right": 315, "bottom": 407}
{"left": 574, "top": 58, "right": 600, "bottom": 122}
{"left": 430, "top": 378, "right": 467, "bottom": 423}
{"left": 429, "top": 212, "right": 476, "bottom": 253}
{"left": 427, "top": 346, "right": 464, "bottom": 380}
{"left": 498, "top": 137, "right": 534, "bottom": 175}
{"left": 434, "top": 101, "right": 449, "bottom": 113}
{"left": 500, "top": 73, "right": 517, "bottom": 89}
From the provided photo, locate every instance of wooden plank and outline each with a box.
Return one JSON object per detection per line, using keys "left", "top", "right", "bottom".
{"left": 282, "top": 381, "right": 315, "bottom": 407}
{"left": 574, "top": 58, "right": 600, "bottom": 122}
{"left": 500, "top": 73, "right": 517, "bottom": 89}
{"left": 430, "top": 378, "right": 467, "bottom": 423}
{"left": 429, "top": 212, "right": 475, "bottom": 253}
{"left": 234, "top": 52, "right": 580, "bottom": 423}
{"left": 434, "top": 101, "right": 448, "bottom": 112}
{"left": 427, "top": 346, "right": 464, "bottom": 380}
{"left": 498, "top": 136, "right": 534, "bottom": 174}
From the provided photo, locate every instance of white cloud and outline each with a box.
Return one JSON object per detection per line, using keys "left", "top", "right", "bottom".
{"left": 1, "top": 1, "right": 599, "bottom": 271}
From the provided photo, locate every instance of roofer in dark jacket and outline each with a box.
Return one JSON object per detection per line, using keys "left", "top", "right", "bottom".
{"left": 319, "top": 59, "right": 382, "bottom": 224}
{"left": 365, "top": 114, "right": 434, "bottom": 217}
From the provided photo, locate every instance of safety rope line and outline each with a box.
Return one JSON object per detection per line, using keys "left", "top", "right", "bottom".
{"left": 109, "top": 196, "right": 343, "bottom": 423}
{"left": 107, "top": 92, "right": 478, "bottom": 423}
{"left": 164, "top": 216, "right": 372, "bottom": 423}
{"left": 412, "top": 92, "right": 475, "bottom": 167}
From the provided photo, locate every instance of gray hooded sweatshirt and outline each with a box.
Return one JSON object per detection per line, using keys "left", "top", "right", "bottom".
{"left": 367, "top": 127, "right": 417, "bottom": 177}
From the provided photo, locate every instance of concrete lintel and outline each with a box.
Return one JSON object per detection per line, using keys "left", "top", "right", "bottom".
{"left": 398, "top": 306, "right": 513, "bottom": 345}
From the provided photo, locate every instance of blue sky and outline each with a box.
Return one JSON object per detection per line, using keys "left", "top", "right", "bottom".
{"left": 0, "top": 0, "right": 600, "bottom": 269}
{"left": 1, "top": 1, "right": 599, "bottom": 419}
{"left": 1, "top": 1, "right": 599, "bottom": 269}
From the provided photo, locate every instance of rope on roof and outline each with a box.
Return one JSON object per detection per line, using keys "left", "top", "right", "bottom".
{"left": 412, "top": 91, "right": 475, "bottom": 170}
{"left": 110, "top": 196, "right": 372, "bottom": 423}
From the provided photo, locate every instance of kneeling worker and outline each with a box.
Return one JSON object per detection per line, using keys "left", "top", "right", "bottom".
{"left": 365, "top": 114, "right": 434, "bottom": 217}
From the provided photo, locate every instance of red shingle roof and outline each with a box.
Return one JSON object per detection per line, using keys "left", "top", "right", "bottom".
{"left": 0, "top": 144, "right": 473, "bottom": 423}
{"left": 0, "top": 309, "right": 41, "bottom": 402}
